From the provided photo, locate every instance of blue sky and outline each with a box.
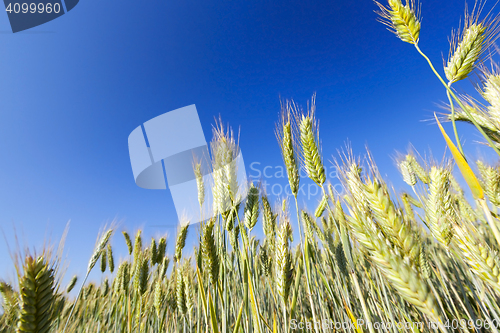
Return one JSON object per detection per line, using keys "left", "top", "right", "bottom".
{"left": 0, "top": 0, "right": 498, "bottom": 286}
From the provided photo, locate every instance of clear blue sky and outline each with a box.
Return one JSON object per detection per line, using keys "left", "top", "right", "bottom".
{"left": 0, "top": 0, "right": 497, "bottom": 286}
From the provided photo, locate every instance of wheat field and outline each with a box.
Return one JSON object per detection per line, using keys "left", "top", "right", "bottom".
{"left": 4, "top": 0, "right": 500, "bottom": 332}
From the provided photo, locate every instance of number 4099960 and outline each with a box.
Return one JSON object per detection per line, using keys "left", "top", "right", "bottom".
{"left": 6, "top": 2, "right": 61, "bottom": 14}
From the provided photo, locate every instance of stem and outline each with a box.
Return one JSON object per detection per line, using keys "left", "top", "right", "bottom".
{"left": 352, "top": 272, "right": 376, "bottom": 333}
{"left": 235, "top": 212, "right": 262, "bottom": 333}
{"left": 446, "top": 81, "right": 465, "bottom": 156}
{"left": 320, "top": 185, "right": 374, "bottom": 332}
{"left": 62, "top": 272, "right": 90, "bottom": 333}
{"left": 293, "top": 196, "right": 320, "bottom": 333}
{"left": 223, "top": 228, "right": 228, "bottom": 333}
{"left": 414, "top": 44, "right": 500, "bottom": 158}
{"left": 320, "top": 186, "right": 340, "bottom": 236}
{"left": 283, "top": 301, "right": 288, "bottom": 333}
{"left": 479, "top": 198, "right": 500, "bottom": 249}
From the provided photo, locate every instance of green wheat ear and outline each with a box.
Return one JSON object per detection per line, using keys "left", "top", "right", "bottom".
{"left": 107, "top": 244, "right": 114, "bottom": 273}
{"left": 174, "top": 222, "right": 189, "bottom": 263}
{"left": 375, "top": 0, "right": 421, "bottom": 45}
{"left": 202, "top": 218, "right": 219, "bottom": 288}
{"left": 276, "top": 98, "right": 300, "bottom": 197}
{"left": 244, "top": 183, "right": 260, "bottom": 231}
{"left": 157, "top": 237, "right": 167, "bottom": 261}
{"left": 445, "top": 3, "right": 500, "bottom": 84}
{"left": 445, "top": 23, "right": 486, "bottom": 83}
{"left": 17, "top": 255, "right": 56, "bottom": 333}
{"left": 65, "top": 276, "right": 77, "bottom": 294}
{"left": 299, "top": 95, "right": 326, "bottom": 186}
{"left": 149, "top": 238, "right": 158, "bottom": 265}
{"left": 194, "top": 161, "right": 205, "bottom": 207}
{"left": 275, "top": 218, "right": 293, "bottom": 305}
{"left": 122, "top": 231, "right": 133, "bottom": 256}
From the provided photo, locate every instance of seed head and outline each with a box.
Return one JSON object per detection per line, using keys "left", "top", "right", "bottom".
{"left": 150, "top": 238, "right": 158, "bottom": 265}
{"left": 276, "top": 99, "right": 300, "bottom": 197}
{"left": 446, "top": 24, "right": 487, "bottom": 83}
{"left": 174, "top": 223, "right": 190, "bottom": 263}
{"left": 122, "top": 231, "right": 133, "bottom": 255}
{"left": 445, "top": 3, "right": 500, "bottom": 83}
{"left": 194, "top": 161, "right": 205, "bottom": 207}
{"left": 298, "top": 95, "right": 326, "bottom": 186}
{"left": 202, "top": 218, "right": 219, "bottom": 287}
{"left": 244, "top": 183, "right": 260, "bottom": 231}
{"left": 314, "top": 194, "right": 328, "bottom": 217}
{"left": 157, "top": 237, "right": 167, "bottom": 262}
{"left": 88, "top": 229, "right": 113, "bottom": 273}
{"left": 107, "top": 244, "right": 114, "bottom": 273}
{"left": 376, "top": 0, "right": 421, "bottom": 45}
{"left": 275, "top": 218, "right": 293, "bottom": 304}
{"left": 399, "top": 159, "right": 417, "bottom": 186}
{"left": 66, "top": 275, "right": 78, "bottom": 294}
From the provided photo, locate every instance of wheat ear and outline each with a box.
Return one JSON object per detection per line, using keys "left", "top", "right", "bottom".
{"left": 174, "top": 223, "right": 190, "bottom": 263}
{"left": 261, "top": 194, "right": 277, "bottom": 254}
{"left": 298, "top": 94, "right": 326, "bottom": 186}
{"left": 194, "top": 161, "right": 205, "bottom": 207}
{"left": 202, "top": 218, "right": 219, "bottom": 287}
{"left": 65, "top": 276, "right": 77, "bottom": 294}
{"left": 17, "top": 256, "right": 56, "bottom": 333}
{"left": 445, "top": 3, "right": 500, "bottom": 83}
{"left": 122, "top": 231, "right": 133, "bottom": 255}
{"left": 375, "top": 0, "right": 421, "bottom": 45}
{"left": 133, "top": 253, "right": 149, "bottom": 296}
{"left": 276, "top": 99, "right": 300, "bottom": 197}
{"left": 426, "top": 167, "right": 454, "bottom": 247}
{"left": 454, "top": 224, "right": 500, "bottom": 293}
{"left": 244, "top": 183, "right": 260, "bottom": 231}
{"left": 275, "top": 219, "right": 293, "bottom": 305}
{"left": 107, "top": 244, "right": 114, "bottom": 273}
{"left": 150, "top": 238, "right": 158, "bottom": 265}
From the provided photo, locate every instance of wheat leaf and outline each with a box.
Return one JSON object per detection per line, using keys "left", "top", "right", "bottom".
{"left": 435, "top": 113, "right": 484, "bottom": 199}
